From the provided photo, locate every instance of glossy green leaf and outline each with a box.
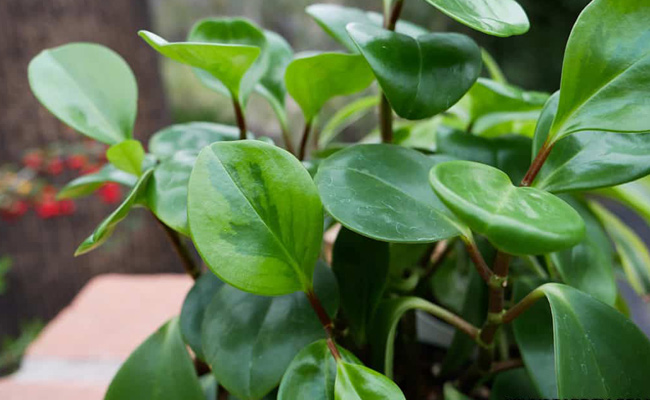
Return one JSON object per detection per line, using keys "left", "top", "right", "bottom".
{"left": 533, "top": 93, "right": 650, "bottom": 192}
{"left": 188, "top": 140, "right": 323, "bottom": 296}
{"left": 319, "top": 96, "right": 379, "bottom": 147}
{"left": 550, "top": 196, "right": 616, "bottom": 305}
{"left": 75, "top": 168, "right": 153, "bottom": 256}
{"left": 306, "top": 4, "right": 427, "bottom": 53}
{"left": 180, "top": 272, "right": 223, "bottom": 361}
{"left": 422, "top": 0, "right": 529, "bottom": 37}
{"left": 547, "top": 0, "right": 650, "bottom": 143}
{"left": 332, "top": 228, "right": 389, "bottom": 346}
{"left": 277, "top": 340, "right": 360, "bottom": 400}
{"left": 436, "top": 128, "right": 532, "bottom": 183}
{"left": 315, "top": 144, "right": 465, "bottom": 244}
{"left": 200, "top": 374, "right": 218, "bottom": 400}
{"left": 515, "top": 282, "right": 650, "bottom": 397}
{"left": 370, "top": 297, "right": 455, "bottom": 378}
{"left": 255, "top": 30, "right": 293, "bottom": 130}
{"left": 106, "top": 139, "right": 145, "bottom": 176}
{"left": 149, "top": 122, "right": 241, "bottom": 160}
{"left": 335, "top": 362, "right": 405, "bottom": 400}
{"left": 472, "top": 110, "right": 541, "bottom": 138}
{"left": 443, "top": 383, "right": 471, "bottom": 400}
{"left": 347, "top": 24, "right": 481, "bottom": 120}
{"left": 430, "top": 161, "right": 585, "bottom": 255}
{"left": 105, "top": 318, "right": 204, "bottom": 400}
{"left": 187, "top": 18, "right": 268, "bottom": 103}
{"left": 28, "top": 43, "right": 137, "bottom": 145}
{"left": 466, "top": 78, "right": 548, "bottom": 126}
{"left": 146, "top": 151, "right": 195, "bottom": 236}
{"left": 202, "top": 262, "right": 338, "bottom": 400}
{"left": 490, "top": 369, "right": 539, "bottom": 400}
{"left": 285, "top": 52, "right": 374, "bottom": 121}
{"left": 57, "top": 163, "right": 136, "bottom": 200}
{"left": 589, "top": 202, "right": 650, "bottom": 297}
{"left": 139, "top": 30, "right": 260, "bottom": 101}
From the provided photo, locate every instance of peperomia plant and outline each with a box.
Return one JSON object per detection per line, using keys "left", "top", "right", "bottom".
{"left": 26, "top": 0, "right": 650, "bottom": 398}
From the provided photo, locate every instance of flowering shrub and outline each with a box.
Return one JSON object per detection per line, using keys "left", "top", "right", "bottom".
{"left": 26, "top": 0, "right": 650, "bottom": 398}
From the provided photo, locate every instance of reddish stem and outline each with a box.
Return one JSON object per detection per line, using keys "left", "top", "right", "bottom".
{"left": 306, "top": 290, "right": 342, "bottom": 361}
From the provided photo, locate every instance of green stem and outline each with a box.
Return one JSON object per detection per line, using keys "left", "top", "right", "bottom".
{"left": 420, "top": 301, "right": 480, "bottom": 341}
{"left": 232, "top": 98, "right": 247, "bottom": 140}
{"left": 155, "top": 217, "right": 201, "bottom": 280}
{"left": 501, "top": 288, "right": 545, "bottom": 324}
{"left": 298, "top": 120, "right": 313, "bottom": 161}
{"left": 378, "top": 0, "right": 403, "bottom": 144}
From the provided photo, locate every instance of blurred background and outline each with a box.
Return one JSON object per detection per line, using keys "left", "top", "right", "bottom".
{"left": 0, "top": 0, "right": 591, "bottom": 374}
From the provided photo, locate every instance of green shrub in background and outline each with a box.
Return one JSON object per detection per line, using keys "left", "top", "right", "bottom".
{"left": 26, "top": 0, "right": 650, "bottom": 398}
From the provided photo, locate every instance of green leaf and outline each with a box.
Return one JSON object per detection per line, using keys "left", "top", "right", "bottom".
{"left": 466, "top": 78, "right": 549, "bottom": 126}
{"left": 549, "top": 197, "right": 616, "bottom": 305}
{"left": 105, "top": 318, "right": 204, "bottom": 400}
{"left": 436, "top": 128, "right": 532, "bottom": 184}
{"left": 149, "top": 122, "right": 241, "bottom": 160}
{"left": 57, "top": 163, "right": 137, "bottom": 200}
{"left": 589, "top": 202, "right": 650, "bottom": 297}
{"left": 180, "top": 272, "right": 223, "bottom": 361}
{"left": 443, "top": 383, "right": 471, "bottom": 400}
{"left": 370, "top": 297, "right": 454, "bottom": 378}
{"left": 490, "top": 369, "right": 540, "bottom": 400}
{"left": 315, "top": 144, "right": 464, "bottom": 243}
{"left": 187, "top": 18, "right": 268, "bottom": 103}
{"left": 106, "top": 139, "right": 145, "bottom": 176}
{"left": 422, "top": 0, "right": 529, "bottom": 37}
{"left": 277, "top": 340, "right": 360, "bottom": 400}
{"left": 139, "top": 30, "right": 260, "bottom": 101}
{"left": 547, "top": 0, "right": 650, "bottom": 143}
{"left": 146, "top": 151, "right": 195, "bottom": 236}
{"left": 306, "top": 4, "right": 428, "bottom": 53}
{"left": 480, "top": 48, "right": 507, "bottom": 84}
{"left": 202, "top": 262, "right": 338, "bottom": 400}
{"left": 347, "top": 24, "right": 481, "bottom": 120}
{"left": 430, "top": 161, "right": 585, "bottom": 255}
{"left": 335, "top": 362, "right": 405, "bottom": 400}
{"left": 256, "top": 30, "right": 293, "bottom": 112}
{"left": 532, "top": 93, "right": 650, "bottom": 192}
{"left": 319, "top": 96, "right": 379, "bottom": 148}
{"left": 75, "top": 168, "right": 153, "bottom": 256}
{"left": 332, "top": 228, "right": 389, "bottom": 346}
{"left": 285, "top": 52, "right": 374, "bottom": 122}
{"left": 515, "top": 282, "right": 650, "bottom": 397}
{"left": 472, "top": 110, "right": 541, "bottom": 138}
{"left": 28, "top": 43, "right": 137, "bottom": 145}
{"left": 188, "top": 140, "right": 323, "bottom": 296}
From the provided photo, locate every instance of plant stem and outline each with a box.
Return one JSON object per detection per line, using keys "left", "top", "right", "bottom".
{"left": 378, "top": 0, "right": 403, "bottom": 144}
{"left": 490, "top": 358, "right": 523, "bottom": 375}
{"left": 232, "top": 98, "right": 247, "bottom": 140}
{"left": 501, "top": 288, "right": 545, "bottom": 324}
{"left": 155, "top": 217, "right": 201, "bottom": 280}
{"left": 298, "top": 120, "right": 313, "bottom": 161}
{"left": 520, "top": 142, "right": 553, "bottom": 187}
{"left": 281, "top": 125, "right": 295, "bottom": 156}
{"left": 306, "top": 290, "right": 342, "bottom": 361}
{"left": 464, "top": 240, "right": 494, "bottom": 284}
{"left": 420, "top": 301, "right": 480, "bottom": 340}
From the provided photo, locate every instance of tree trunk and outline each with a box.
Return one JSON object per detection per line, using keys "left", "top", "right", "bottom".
{"left": 0, "top": 0, "right": 178, "bottom": 339}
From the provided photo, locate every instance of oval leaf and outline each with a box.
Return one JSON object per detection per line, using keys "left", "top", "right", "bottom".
{"left": 202, "top": 262, "right": 338, "bottom": 400}
{"left": 256, "top": 30, "right": 293, "bottom": 111}
{"left": 277, "top": 340, "right": 360, "bottom": 400}
{"left": 188, "top": 140, "right": 323, "bottom": 296}
{"left": 335, "top": 362, "right": 405, "bottom": 400}
{"left": 315, "top": 144, "right": 463, "bottom": 243}
{"left": 490, "top": 369, "right": 540, "bottom": 400}
{"left": 149, "top": 122, "right": 241, "bottom": 160}
{"left": 332, "top": 228, "right": 389, "bottom": 346}
{"left": 139, "top": 30, "right": 260, "bottom": 100}
{"left": 347, "top": 24, "right": 481, "bottom": 120}
{"left": 547, "top": 0, "right": 650, "bottom": 143}
{"left": 285, "top": 52, "right": 375, "bottom": 121}
{"left": 28, "top": 43, "right": 137, "bottom": 144}
{"left": 430, "top": 161, "right": 585, "bottom": 255}
{"left": 57, "top": 163, "right": 137, "bottom": 200}
{"left": 180, "top": 272, "right": 223, "bottom": 361}
{"left": 75, "top": 168, "right": 153, "bottom": 256}
{"left": 105, "top": 318, "right": 204, "bottom": 400}
{"left": 187, "top": 18, "right": 268, "bottom": 102}
{"left": 422, "top": 0, "right": 529, "bottom": 37}
{"left": 515, "top": 283, "right": 650, "bottom": 397}
{"left": 106, "top": 139, "right": 145, "bottom": 176}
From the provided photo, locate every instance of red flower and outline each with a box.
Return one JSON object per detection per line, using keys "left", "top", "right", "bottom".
{"left": 46, "top": 158, "right": 64, "bottom": 175}
{"left": 0, "top": 200, "right": 29, "bottom": 221}
{"left": 97, "top": 182, "right": 122, "bottom": 204}
{"left": 66, "top": 154, "right": 87, "bottom": 170}
{"left": 57, "top": 199, "right": 76, "bottom": 216}
{"left": 35, "top": 200, "right": 59, "bottom": 219}
{"left": 22, "top": 152, "right": 42, "bottom": 170}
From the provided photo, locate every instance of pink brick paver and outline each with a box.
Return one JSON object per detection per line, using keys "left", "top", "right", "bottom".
{"left": 0, "top": 273, "right": 193, "bottom": 400}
